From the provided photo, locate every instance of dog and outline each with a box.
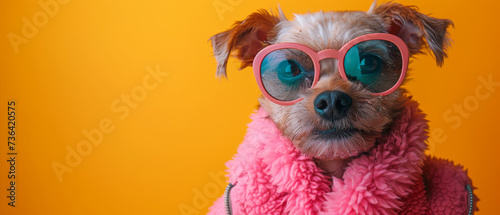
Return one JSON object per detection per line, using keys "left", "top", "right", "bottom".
{"left": 211, "top": 1, "right": 451, "bottom": 178}
{"left": 208, "top": 1, "right": 478, "bottom": 214}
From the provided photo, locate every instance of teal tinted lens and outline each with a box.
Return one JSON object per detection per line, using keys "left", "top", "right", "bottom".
{"left": 344, "top": 40, "right": 402, "bottom": 93}
{"left": 260, "top": 48, "right": 314, "bottom": 101}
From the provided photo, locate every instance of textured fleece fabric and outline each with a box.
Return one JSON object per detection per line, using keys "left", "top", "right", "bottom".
{"left": 208, "top": 99, "right": 478, "bottom": 215}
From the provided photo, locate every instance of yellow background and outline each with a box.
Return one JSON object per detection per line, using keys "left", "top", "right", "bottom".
{"left": 0, "top": 0, "right": 499, "bottom": 214}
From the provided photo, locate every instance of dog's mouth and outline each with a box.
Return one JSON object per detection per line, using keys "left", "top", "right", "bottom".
{"left": 316, "top": 127, "right": 359, "bottom": 139}
{"left": 298, "top": 126, "right": 375, "bottom": 160}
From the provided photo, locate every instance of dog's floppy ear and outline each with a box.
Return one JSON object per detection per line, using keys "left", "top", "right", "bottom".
{"left": 370, "top": 2, "right": 453, "bottom": 66}
{"left": 209, "top": 9, "right": 284, "bottom": 78}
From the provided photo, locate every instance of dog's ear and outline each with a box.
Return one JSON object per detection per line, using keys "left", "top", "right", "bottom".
{"left": 370, "top": 2, "right": 453, "bottom": 66}
{"left": 209, "top": 9, "right": 284, "bottom": 78}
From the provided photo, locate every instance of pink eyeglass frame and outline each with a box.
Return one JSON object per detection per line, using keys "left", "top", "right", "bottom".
{"left": 252, "top": 33, "right": 409, "bottom": 106}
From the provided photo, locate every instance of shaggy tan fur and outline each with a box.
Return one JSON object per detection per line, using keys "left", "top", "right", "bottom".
{"left": 210, "top": 2, "right": 452, "bottom": 178}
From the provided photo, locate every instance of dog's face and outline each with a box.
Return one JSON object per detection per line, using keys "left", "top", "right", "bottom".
{"left": 211, "top": 2, "right": 451, "bottom": 160}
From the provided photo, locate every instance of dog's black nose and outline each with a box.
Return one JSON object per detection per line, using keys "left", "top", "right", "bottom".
{"left": 314, "top": 90, "right": 352, "bottom": 120}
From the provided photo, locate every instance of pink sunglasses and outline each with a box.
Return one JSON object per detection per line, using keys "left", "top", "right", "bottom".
{"left": 252, "top": 33, "right": 409, "bottom": 106}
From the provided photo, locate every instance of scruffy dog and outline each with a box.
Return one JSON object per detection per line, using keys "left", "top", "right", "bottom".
{"left": 208, "top": 1, "right": 478, "bottom": 214}
{"left": 211, "top": 1, "right": 451, "bottom": 178}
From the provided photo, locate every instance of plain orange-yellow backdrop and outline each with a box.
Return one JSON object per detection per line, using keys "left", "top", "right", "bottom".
{"left": 0, "top": 0, "right": 499, "bottom": 214}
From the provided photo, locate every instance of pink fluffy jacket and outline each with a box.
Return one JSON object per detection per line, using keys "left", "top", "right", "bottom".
{"left": 208, "top": 99, "right": 478, "bottom": 215}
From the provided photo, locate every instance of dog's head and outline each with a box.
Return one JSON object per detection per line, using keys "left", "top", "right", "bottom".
{"left": 210, "top": 2, "right": 452, "bottom": 160}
